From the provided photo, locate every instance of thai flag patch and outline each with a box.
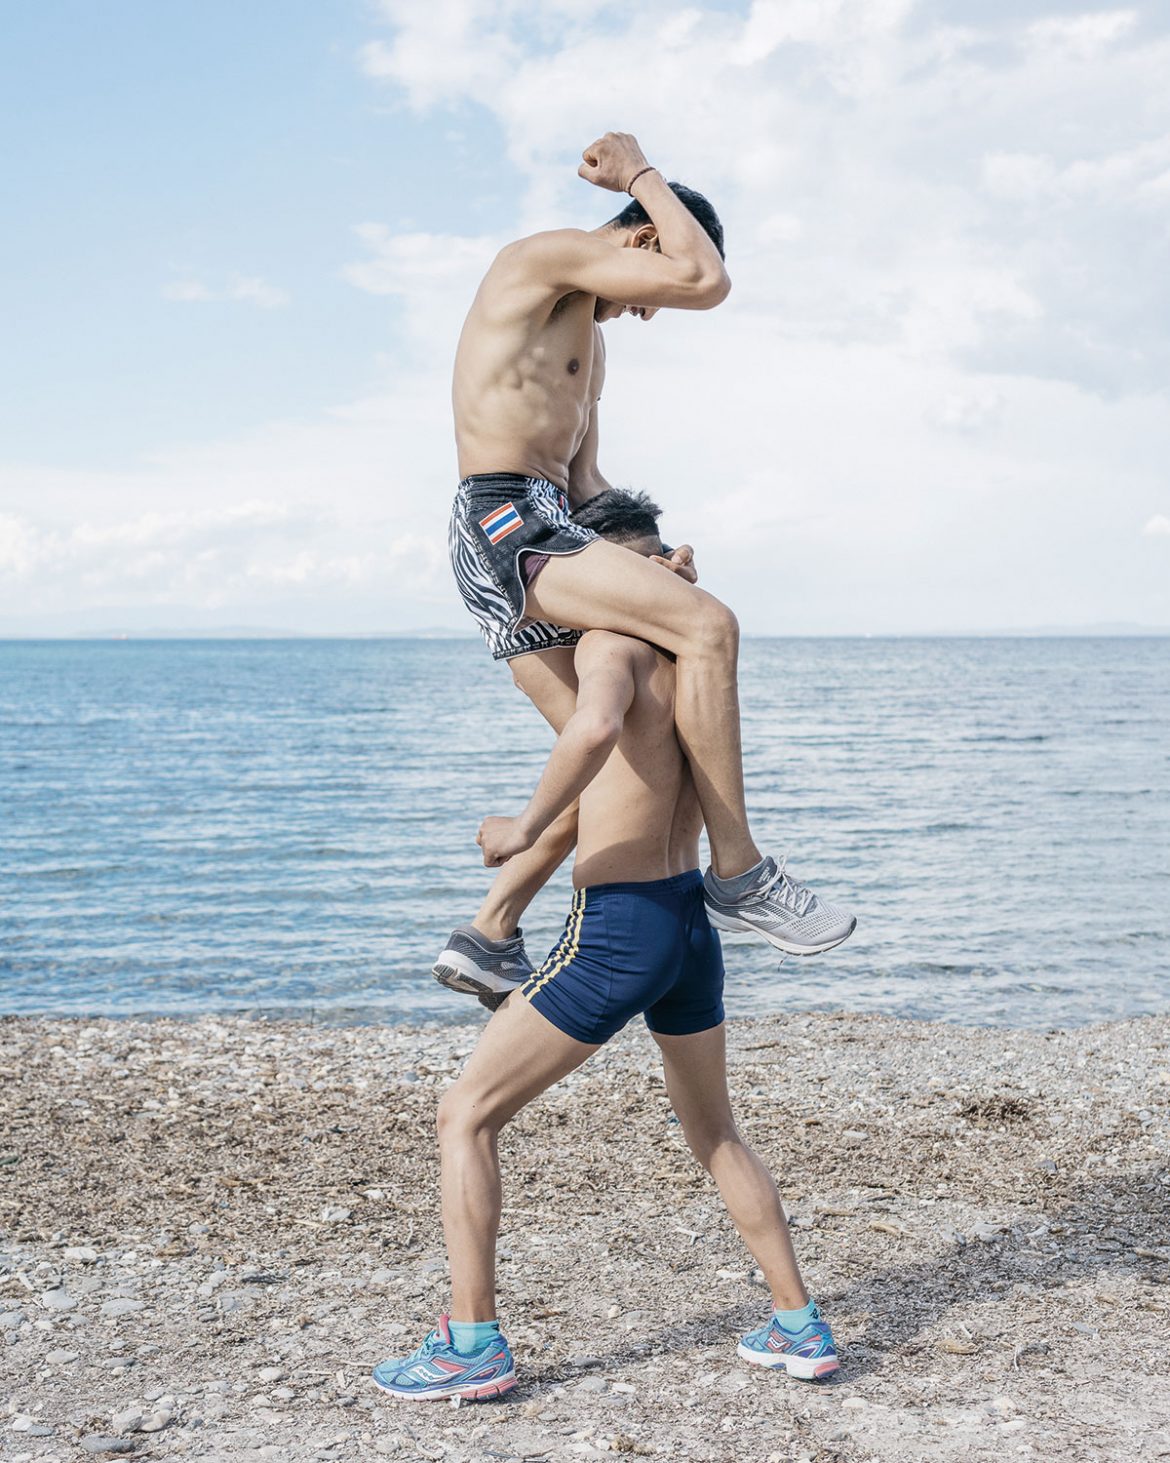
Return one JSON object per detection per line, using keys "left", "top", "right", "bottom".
{"left": 479, "top": 502, "right": 524, "bottom": 544}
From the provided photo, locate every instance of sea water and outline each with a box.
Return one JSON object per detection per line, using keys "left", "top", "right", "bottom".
{"left": 1, "top": 637, "right": 1167, "bottom": 1027}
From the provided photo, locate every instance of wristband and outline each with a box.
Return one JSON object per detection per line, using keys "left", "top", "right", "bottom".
{"left": 626, "top": 165, "right": 657, "bottom": 194}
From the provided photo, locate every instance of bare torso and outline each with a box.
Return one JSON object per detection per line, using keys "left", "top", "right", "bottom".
{"left": 453, "top": 246, "right": 605, "bottom": 496}
{"left": 572, "top": 633, "right": 703, "bottom": 888}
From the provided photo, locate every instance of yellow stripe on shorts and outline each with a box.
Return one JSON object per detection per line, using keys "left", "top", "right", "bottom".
{"left": 522, "top": 888, "right": 586, "bottom": 1001}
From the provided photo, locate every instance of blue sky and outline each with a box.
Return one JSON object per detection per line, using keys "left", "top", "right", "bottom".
{"left": 2, "top": 1, "right": 514, "bottom": 466}
{"left": 2, "top": 1, "right": 1169, "bottom": 634}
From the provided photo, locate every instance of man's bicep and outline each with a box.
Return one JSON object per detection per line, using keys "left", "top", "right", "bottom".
{"left": 520, "top": 230, "right": 720, "bottom": 311}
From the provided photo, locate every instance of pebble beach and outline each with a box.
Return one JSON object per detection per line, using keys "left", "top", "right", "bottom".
{"left": 3, "top": 1009, "right": 1169, "bottom": 1463}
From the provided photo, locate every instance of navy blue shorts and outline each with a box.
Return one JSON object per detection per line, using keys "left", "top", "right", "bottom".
{"left": 520, "top": 870, "right": 725, "bottom": 1046}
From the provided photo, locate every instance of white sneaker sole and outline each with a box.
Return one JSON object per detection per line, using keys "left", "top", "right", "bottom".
{"left": 373, "top": 1368, "right": 518, "bottom": 1401}
{"left": 736, "top": 1341, "right": 839, "bottom": 1380}
{"left": 432, "top": 949, "right": 527, "bottom": 997}
{"left": 705, "top": 907, "right": 857, "bottom": 956}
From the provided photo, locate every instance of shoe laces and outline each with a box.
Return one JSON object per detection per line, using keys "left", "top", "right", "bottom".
{"left": 760, "top": 856, "right": 815, "bottom": 918}
{"left": 406, "top": 1329, "right": 444, "bottom": 1363}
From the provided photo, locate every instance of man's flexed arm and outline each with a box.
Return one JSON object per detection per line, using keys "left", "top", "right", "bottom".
{"left": 477, "top": 635, "right": 636, "bottom": 867}
{"left": 501, "top": 133, "right": 729, "bottom": 314}
{"left": 578, "top": 132, "right": 727, "bottom": 294}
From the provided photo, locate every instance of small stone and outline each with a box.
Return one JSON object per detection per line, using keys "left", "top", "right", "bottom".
{"left": 0, "top": 1311, "right": 24, "bottom": 1328}
{"left": 101, "top": 1298, "right": 144, "bottom": 1317}
{"left": 40, "top": 1289, "right": 76, "bottom": 1312}
{"left": 258, "top": 1365, "right": 286, "bottom": 1383}
{"left": 577, "top": 1376, "right": 607, "bottom": 1392}
{"left": 64, "top": 1246, "right": 100, "bottom": 1263}
{"left": 46, "top": 1348, "right": 80, "bottom": 1365}
{"left": 606, "top": 1304, "right": 621, "bottom": 1319}
{"left": 320, "top": 1205, "right": 352, "bottom": 1223}
{"left": 81, "top": 1438, "right": 136, "bottom": 1455}
{"left": 188, "top": 1223, "right": 210, "bottom": 1235}
{"left": 139, "top": 1412, "right": 172, "bottom": 1433}
{"left": 841, "top": 1397, "right": 867, "bottom": 1410}
{"left": 111, "top": 1409, "right": 144, "bottom": 1434}
{"left": 1038, "top": 1160, "right": 1058, "bottom": 1174}
{"left": 971, "top": 1224, "right": 1004, "bottom": 1243}
{"left": 1071, "top": 1322, "right": 1098, "bottom": 1336}
{"left": 841, "top": 1129, "right": 869, "bottom": 1142}
{"left": 25, "top": 1424, "right": 55, "bottom": 1437}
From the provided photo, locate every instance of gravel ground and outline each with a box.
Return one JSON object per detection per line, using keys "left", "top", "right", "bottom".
{"left": 2, "top": 1009, "right": 1169, "bottom": 1463}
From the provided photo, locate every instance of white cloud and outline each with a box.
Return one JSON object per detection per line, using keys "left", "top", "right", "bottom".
{"left": 0, "top": 495, "right": 448, "bottom": 617}
{"left": 1026, "top": 10, "right": 1138, "bottom": 59}
{"left": 341, "top": 227, "right": 501, "bottom": 354}
{"left": 163, "top": 274, "right": 290, "bottom": 309}
{"left": 1141, "top": 514, "right": 1170, "bottom": 537}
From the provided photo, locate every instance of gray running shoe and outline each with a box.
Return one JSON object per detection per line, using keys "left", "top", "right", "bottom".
{"left": 432, "top": 926, "right": 534, "bottom": 1011}
{"left": 703, "top": 856, "right": 856, "bottom": 956}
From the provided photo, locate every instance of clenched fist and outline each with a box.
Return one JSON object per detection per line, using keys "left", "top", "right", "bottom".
{"left": 477, "top": 814, "right": 535, "bottom": 867}
{"left": 578, "top": 132, "right": 653, "bottom": 193}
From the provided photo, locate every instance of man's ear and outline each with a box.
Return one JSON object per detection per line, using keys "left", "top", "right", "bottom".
{"left": 635, "top": 225, "right": 659, "bottom": 251}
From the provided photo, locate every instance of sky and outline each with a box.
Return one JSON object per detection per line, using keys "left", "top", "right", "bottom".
{"left": 2, "top": 0, "right": 1168, "bottom": 636}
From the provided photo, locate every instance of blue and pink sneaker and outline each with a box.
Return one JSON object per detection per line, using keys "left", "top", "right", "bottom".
{"left": 372, "top": 1314, "right": 517, "bottom": 1402}
{"left": 737, "top": 1304, "right": 839, "bottom": 1380}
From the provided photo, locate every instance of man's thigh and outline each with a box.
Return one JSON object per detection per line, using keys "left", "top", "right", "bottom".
{"left": 508, "top": 646, "right": 580, "bottom": 733}
{"left": 450, "top": 991, "right": 599, "bottom": 1129}
{"left": 524, "top": 538, "right": 725, "bottom": 656}
{"left": 650, "top": 1023, "right": 735, "bottom": 1139}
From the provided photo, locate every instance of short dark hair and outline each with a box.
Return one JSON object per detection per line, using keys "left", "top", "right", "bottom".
{"left": 607, "top": 182, "right": 725, "bottom": 261}
{"left": 572, "top": 488, "right": 663, "bottom": 545}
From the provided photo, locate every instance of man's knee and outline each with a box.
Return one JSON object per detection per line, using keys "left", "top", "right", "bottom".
{"left": 691, "top": 596, "right": 739, "bottom": 661}
{"left": 680, "top": 1117, "right": 741, "bottom": 1171}
{"left": 437, "top": 1085, "right": 504, "bottom": 1145}
{"left": 437, "top": 1087, "right": 480, "bottom": 1143}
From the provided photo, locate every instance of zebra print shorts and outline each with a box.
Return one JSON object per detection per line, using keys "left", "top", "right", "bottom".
{"left": 449, "top": 474, "right": 598, "bottom": 661}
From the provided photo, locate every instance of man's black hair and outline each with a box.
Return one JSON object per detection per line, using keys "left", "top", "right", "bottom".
{"left": 607, "top": 182, "right": 725, "bottom": 261}
{"left": 572, "top": 488, "right": 663, "bottom": 544}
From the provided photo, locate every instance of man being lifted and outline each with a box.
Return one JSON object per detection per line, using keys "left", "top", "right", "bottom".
{"left": 442, "top": 131, "right": 854, "bottom": 1002}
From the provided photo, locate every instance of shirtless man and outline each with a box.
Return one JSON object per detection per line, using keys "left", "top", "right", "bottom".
{"left": 439, "top": 131, "right": 854, "bottom": 1007}
{"left": 374, "top": 492, "right": 839, "bottom": 1401}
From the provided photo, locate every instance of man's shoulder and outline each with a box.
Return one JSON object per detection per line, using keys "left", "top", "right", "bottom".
{"left": 493, "top": 229, "right": 600, "bottom": 285}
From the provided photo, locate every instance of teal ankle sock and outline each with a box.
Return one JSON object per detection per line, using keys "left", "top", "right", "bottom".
{"left": 448, "top": 1318, "right": 500, "bottom": 1355}
{"left": 774, "top": 1299, "right": 818, "bottom": 1332}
